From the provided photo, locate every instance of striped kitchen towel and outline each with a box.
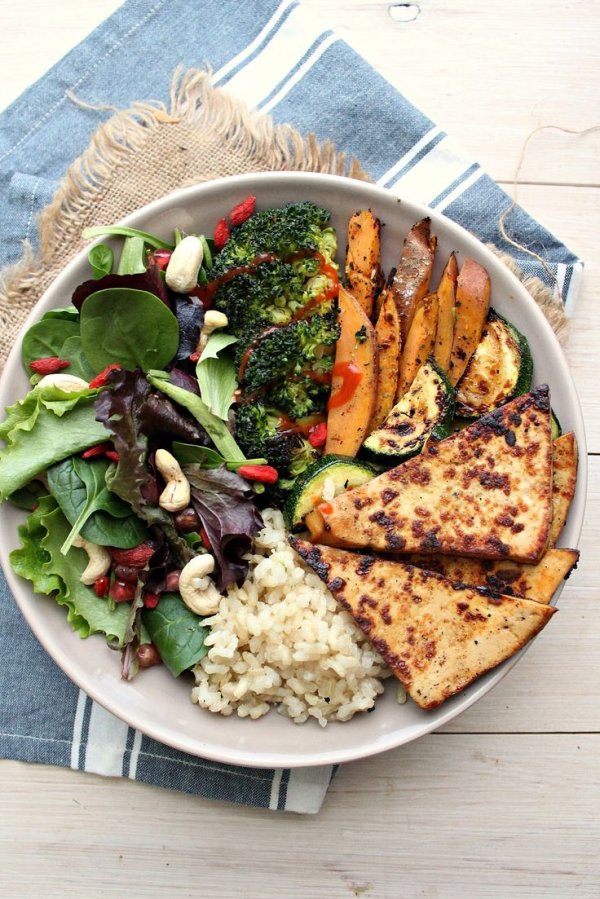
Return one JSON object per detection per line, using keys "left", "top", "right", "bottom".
{"left": 0, "top": 0, "right": 582, "bottom": 814}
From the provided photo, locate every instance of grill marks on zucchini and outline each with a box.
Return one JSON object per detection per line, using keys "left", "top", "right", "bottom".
{"left": 284, "top": 454, "right": 375, "bottom": 529}
{"left": 455, "top": 310, "right": 533, "bottom": 417}
{"left": 362, "top": 359, "right": 455, "bottom": 463}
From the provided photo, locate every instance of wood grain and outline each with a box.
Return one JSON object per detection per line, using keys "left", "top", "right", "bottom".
{"left": 0, "top": 2, "right": 598, "bottom": 896}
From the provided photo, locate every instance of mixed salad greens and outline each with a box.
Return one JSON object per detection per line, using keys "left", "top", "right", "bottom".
{"left": 0, "top": 197, "right": 342, "bottom": 679}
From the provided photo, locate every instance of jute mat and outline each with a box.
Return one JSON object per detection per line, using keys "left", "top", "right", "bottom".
{"left": 0, "top": 68, "right": 567, "bottom": 370}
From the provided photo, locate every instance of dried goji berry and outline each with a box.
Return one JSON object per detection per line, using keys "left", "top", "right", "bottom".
{"left": 111, "top": 544, "right": 155, "bottom": 567}
{"left": 152, "top": 249, "right": 172, "bottom": 270}
{"left": 229, "top": 195, "right": 256, "bottom": 226}
{"left": 89, "top": 363, "right": 122, "bottom": 389}
{"left": 308, "top": 421, "right": 327, "bottom": 448}
{"left": 237, "top": 464, "right": 279, "bottom": 484}
{"left": 82, "top": 443, "right": 112, "bottom": 459}
{"left": 29, "top": 357, "right": 70, "bottom": 375}
{"left": 105, "top": 450, "right": 120, "bottom": 463}
{"left": 189, "top": 351, "right": 201, "bottom": 363}
{"left": 199, "top": 527, "right": 212, "bottom": 550}
{"left": 213, "top": 217, "right": 230, "bottom": 251}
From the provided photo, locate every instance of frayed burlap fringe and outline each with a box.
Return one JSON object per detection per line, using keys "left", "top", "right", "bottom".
{"left": 0, "top": 67, "right": 567, "bottom": 370}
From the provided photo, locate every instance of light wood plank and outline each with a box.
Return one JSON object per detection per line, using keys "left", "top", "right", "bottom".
{"left": 1, "top": 734, "right": 599, "bottom": 897}
{"left": 302, "top": 0, "right": 600, "bottom": 186}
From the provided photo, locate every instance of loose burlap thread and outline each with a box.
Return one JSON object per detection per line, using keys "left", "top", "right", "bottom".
{"left": 0, "top": 67, "right": 567, "bottom": 370}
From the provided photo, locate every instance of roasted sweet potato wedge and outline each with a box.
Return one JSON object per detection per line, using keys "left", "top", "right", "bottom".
{"left": 396, "top": 291, "right": 438, "bottom": 398}
{"left": 389, "top": 218, "right": 437, "bottom": 343}
{"left": 433, "top": 252, "right": 458, "bottom": 371}
{"left": 325, "top": 285, "right": 378, "bottom": 457}
{"left": 368, "top": 289, "right": 402, "bottom": 431}
{"left": 345, "top": 210, "right": 383, "bottom": 319}
{"left": 448, "top": 258, "right": 491, "bottom": 386}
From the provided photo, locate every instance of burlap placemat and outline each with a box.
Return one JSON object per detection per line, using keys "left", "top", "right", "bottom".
{"left": 0, "top": 67, "right": 567, "bottom": 369}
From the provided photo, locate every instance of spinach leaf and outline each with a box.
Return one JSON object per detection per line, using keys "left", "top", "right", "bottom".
{"left": 47, "top": 456, "right": 148, "bottom": 553}
{"left": 147, "top": 371, "right": 245, "bottom": 461}
{"left": 80, "top": 288, "right": 179, "bottom": 373}
{"left": 142, "top": 593, "right": 209, "bottom": 676}
{"left": 117, "top": 236, "right": 146, "bottom": 275}
{"left": 88, "top": 244, "right": 114, "bottom": 278}
{"left": 10, "top": 496, "right": 135, "bottom": 645}
{"left": 41, "top": 305, "right": 80, "bottom": 323}
{"left": 8, "top": 480, "right": 47, "bottom": 511}
{"left": 83, "top": 225, "right": 173, "bottom": 250}
{"left": 21, "top": 319, "right": 80, "bottom": 369}
{"left": 58, "top": 334, "right": 96, "bottom": 381}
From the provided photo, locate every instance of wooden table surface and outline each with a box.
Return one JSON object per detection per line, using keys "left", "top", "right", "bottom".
{"left": 0, "top": 2, "right": 598, "bottom": 896}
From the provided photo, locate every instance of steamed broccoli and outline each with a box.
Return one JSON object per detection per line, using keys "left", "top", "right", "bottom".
{"left": 235, "top": 403, "right": 317, "bottom": 478}
{"left": 211, "top": 202, "right": 338, "bottom": 342}
{"left": 211, "top": 202, "right": 335, "bottom": 275}
{"left": 240, "top": 309, "right": 339, "bottom": 394}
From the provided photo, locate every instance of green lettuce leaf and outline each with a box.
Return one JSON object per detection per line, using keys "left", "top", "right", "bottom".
{"left": 0, "top": 384, "right": 108, "bottom": 501}
{"left": 9, "top": 496, "right": 133, "bottom": 645}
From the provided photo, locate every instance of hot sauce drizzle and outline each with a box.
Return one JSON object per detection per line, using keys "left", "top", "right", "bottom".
{"left": 327, "top": 362, "right": 363, "bottom": 410}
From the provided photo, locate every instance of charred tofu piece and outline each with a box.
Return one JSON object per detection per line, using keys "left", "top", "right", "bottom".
{"left": 408, "top": 547, "right": 579, "bottom": 603}
{"left": 549, "top": 432, "right": 578, "bottom": 546}
{"left": 291, "top": 539, "right": 556, "bottom": 710}
{"left": 307, "top": 386, "right": 553, "bottom": 564}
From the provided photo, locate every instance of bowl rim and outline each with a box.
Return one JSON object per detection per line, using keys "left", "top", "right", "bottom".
{"left": 0, "top": 171, "right": 587, "bottom": 768}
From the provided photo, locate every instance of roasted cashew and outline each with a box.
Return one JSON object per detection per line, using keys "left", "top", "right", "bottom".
{"left": 178, "top": 554, "right": 222, "bottom": 616}
{"left": 72, "top": 535, "right": 111, "bottom": 585}
{"left": 196, "top": 310, "right": 229, "bottom": 355}
{"left": 37, "top": 373, "right": 89, "bottom": 392}
{"left": 165, "top": 235, "right": 204, "bottom": 293}
{"left": 155, "top": 448, "right": 191, "bottom": 513}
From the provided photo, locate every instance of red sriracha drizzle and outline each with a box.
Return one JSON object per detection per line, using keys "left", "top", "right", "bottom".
{"left": 327, "top": 362, "right": 363, "bottom": 410}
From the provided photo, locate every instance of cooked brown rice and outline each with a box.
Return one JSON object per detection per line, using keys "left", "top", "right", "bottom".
{"left": 191, "top": 508, "right": 389, "bottom": 726}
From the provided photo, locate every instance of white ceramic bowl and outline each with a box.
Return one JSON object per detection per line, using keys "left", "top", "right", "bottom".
{"left": 0, "top": 172, "right": 587, "bottom": 768}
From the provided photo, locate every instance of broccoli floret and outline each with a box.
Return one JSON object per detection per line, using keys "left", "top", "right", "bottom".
{"left": 211, "top": 203, "right": 338, "bottom": 342}
{"left": 240, "top": 309, "right": 339, "bottom": 397}
{"left": 234, "top": 403, "right": 317, "bottom": 478}
{"left": 266, "top": 377, "right": 330, "bottom": 420}
{"left": 211, "top": 202, "right": 333, "bottom": 275}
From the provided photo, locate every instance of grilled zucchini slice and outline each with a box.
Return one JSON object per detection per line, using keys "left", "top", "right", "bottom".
{"left": 362, "top": 358, "right": 455, "bottom": 463}
{"left": 284, "top": 454, "right": 375, "bottom": 529}
{"left": 455, "top": 309, "right": 532, "bottom": 417}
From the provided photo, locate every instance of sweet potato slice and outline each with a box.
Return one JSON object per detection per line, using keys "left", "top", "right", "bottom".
{"left": 390, "top": 218, "right": 437, "bottom": 343}
{"left": 368, "top": 290, "right": 402, "bottom": 431}
{"left": 448, "top": 258, "right": 491, "bottom": 386}
{"left": 433, "top": 252, "right": 458, "bottom": 371}
{"left": 345, "top": 210, "right": 383, "bottom": 319}
{"left": 396, "top": 291, "right": 438, "bottom": 398}
{"left": 325, "top": 285, "right": 378, "bottom": 457}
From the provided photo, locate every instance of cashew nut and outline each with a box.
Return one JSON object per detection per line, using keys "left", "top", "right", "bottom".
{"left": 165, "top": 235, "right": 204, "bottom": 293}
{"left": 155, "top": 448, "right": 191, "bottom": 512}
{"left": 196, "top": 310, "right": 229, "bottom": 355}
{"left": 37, "top": 373, "right": 89, "bottom": 392}
{"left": 178, "top": 553, "right": 222, "bottom": 616}
{"left": 72, "top": 535, "right": 111, "bottom": 585}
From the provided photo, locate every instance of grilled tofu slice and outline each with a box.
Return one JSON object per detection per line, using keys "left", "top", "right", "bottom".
{"left": 549, "top": 432, "right": 578, "bottom": 546}
{"left": 408, "top": 547, "right": 579, "bottom": 603}
{"left": 291, "top": 539, "right": 556, "bottom": 709}
{"left": 307, "top": 386, "right": 553, "bottom": 563}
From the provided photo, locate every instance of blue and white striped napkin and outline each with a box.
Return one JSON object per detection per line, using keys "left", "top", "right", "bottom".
{"left": 0, "top": 0, "right": 583, "bottom": 814}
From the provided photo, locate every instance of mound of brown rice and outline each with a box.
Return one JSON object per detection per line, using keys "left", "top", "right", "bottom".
{"left": 191, "top": 508, "right": 389, "bottom": 726}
